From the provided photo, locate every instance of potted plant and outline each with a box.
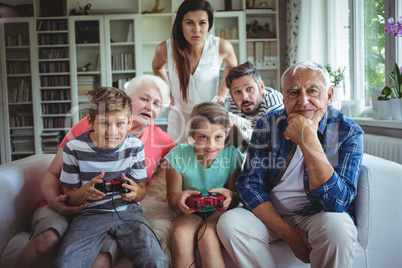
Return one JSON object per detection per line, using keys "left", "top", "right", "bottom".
{"left": 325, "top": 64, "right": 346, "bottom": 87}
{"left": 325, "top": 64, "right": 346, "bottom": 111}
{"left": 381, "top": 62, "right": 402, "bottom": 120}
{"left": 377, "top": 85, "right": 392, "bottom": 119}
{"left": 384, "top": 16, "right": 402, "bottom": 120}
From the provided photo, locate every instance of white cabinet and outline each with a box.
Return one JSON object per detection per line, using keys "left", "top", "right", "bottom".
{"left": 69, "top": 15, "right": 105, "bottom": 123}
{"left": 245, "top": 1, "right": 281, "bottom": 90}
{"left": 69, "top": 14, "right": 140, "bottom": 122}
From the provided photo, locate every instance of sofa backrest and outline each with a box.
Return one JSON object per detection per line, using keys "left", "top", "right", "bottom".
{"left": 355, "top": 153, "right": 402, "bottom": 267}
{"left": 0, "top": 154, "right": 55, "bottom": 254}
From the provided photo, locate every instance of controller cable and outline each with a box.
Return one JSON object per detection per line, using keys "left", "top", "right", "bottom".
{"left": 189, "top": 201, "right": 213, "bottom": 268}
{"left": 110, "top": 187, "right": 163, "bottom": 250}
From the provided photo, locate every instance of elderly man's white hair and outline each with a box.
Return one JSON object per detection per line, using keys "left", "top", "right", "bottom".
{"left": 125, "top": 75, "right": 171, "bottom": 108}
{"left": 281, "top": 61, "right": 332, "bottom": 92}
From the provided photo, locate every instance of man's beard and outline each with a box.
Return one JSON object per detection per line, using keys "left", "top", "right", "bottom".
{"left": 241, "top": 100, "right": 261, "bottom": 116}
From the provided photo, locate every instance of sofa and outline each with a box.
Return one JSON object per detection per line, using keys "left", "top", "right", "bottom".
{"left": 1, "top": 153, "right": 402, "bottom": 267}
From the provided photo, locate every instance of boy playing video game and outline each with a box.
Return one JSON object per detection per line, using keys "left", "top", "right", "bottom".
{"left": 53, "top": 87, "right": 168, "bottom": 267}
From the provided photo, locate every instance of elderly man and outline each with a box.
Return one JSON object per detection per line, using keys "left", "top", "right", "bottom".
{"left": 217, "top": 61, "right": 364, "bottom": 267}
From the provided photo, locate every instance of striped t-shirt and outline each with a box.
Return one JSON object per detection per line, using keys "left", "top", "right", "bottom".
{"left": 60, "top": 131, "right": 147, "bottom": 212}
{"left": 229, "top": 87, "right": 284, "bottom": 127}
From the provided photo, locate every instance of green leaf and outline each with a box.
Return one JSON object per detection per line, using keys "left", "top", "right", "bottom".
{"left": 394, "top": 62, "right": 402, "bottom": 98}
{"left": 381, "top": 86, "right": 393, "bottom": 97}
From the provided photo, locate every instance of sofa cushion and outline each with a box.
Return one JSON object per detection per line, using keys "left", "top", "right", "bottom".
{"left": 1, "top": 231, "right": 30, "bottom": 262}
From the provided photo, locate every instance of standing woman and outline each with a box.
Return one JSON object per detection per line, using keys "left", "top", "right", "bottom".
{"left": 152, "top": 0, "right": 237, "bottom": 143}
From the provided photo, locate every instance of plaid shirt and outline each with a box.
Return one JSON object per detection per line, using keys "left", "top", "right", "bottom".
{"left": 237, "top": 106, "right": 364, "bottom": 219}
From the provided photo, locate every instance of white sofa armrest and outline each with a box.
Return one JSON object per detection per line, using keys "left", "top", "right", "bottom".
{"left": 0, "top": 154, "right": 55, "bottom": 256}
{"left": 355, "top": 154, "right": 402, "bottom": 267}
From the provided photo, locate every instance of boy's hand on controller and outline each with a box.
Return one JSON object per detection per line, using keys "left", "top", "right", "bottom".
{"left": 209, "top": 188, "right": 232, "bottom": 210}
{"left": 120, "top": 174, "right": 138, "bottom": 201}
{"left": 83, "top": 172, "right": 106, "bottom": 200}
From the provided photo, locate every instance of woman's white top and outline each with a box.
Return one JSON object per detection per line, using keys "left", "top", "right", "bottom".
{"left": 166, "top": 34, "right": 220, "bottom": 143}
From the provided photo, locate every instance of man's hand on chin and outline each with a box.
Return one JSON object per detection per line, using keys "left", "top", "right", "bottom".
{"left": 284, "top": 109, "right": 326, "bottom": 146}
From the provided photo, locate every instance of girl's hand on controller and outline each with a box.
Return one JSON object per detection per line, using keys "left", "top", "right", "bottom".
{"left": 209, "top": 188, "right": 232, "bottom": 210}
{"left": 180, "top": 190, "right": 200, "bottom": 214}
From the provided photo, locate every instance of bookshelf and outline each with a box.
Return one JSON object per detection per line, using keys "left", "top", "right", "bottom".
{"left": 0, "top": 18, "right": 39, "bottom": 162}
{"left": 36, "top": 17, "right": 71, "bottom": 154}
{"left": 104, "top": 14, "right": 138, "bottom": 89}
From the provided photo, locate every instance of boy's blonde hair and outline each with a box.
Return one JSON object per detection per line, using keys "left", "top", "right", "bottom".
{"left": 87, "top": 87, "right": 132, "bottom": 122}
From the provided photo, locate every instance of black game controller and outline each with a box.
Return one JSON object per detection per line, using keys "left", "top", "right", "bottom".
{"left": 94, "top": 180, "right": 131, "bottom": 194}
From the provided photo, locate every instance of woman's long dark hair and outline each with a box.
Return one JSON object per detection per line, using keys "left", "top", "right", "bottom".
{"left": 172, "top": 0, "right": 214, "bottom": 102}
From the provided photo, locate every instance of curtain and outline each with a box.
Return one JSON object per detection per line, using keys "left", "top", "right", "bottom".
{"left": 285, "top": 0, "right": 301, "bottom": 69}
{"left": 286, "top": 0, "right": 349, "bottom": 67}
{"left": 296, "top": 0, "right": 329, "bottom": 63}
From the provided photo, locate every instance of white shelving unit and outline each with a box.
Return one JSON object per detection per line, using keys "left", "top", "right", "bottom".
{"left": 36, "top": 17, "right": 72, "bottom": 155}
{"left": 0, "top": 18, "right": 39, "bottom": 162}
{"left": 0, "top": 0, "right": 280, "bottom": 163}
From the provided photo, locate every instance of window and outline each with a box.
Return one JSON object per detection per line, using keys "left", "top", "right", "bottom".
{"left": 350, "top": 0, "right": 402, "bottom": 110}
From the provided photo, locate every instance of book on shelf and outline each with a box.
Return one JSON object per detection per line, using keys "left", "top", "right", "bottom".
{"left": 8, "top": 80, "right": 31, "bottom": 103}
{"left": 9, "top": 113, "right": 33, "bottom": 127}
{"left": 41, "top": 131, "right": 62, "bottom": 137}
{"left": 41, "top": 131, "right": 62, "bottom": 152}
{"left": 96, "top": 54, "right": 100, "bottom": 71}
{"left": 125, "top": 53, "right": 134, "bottom": 70}
{"left": 247, "top": 42, "right": 255, "bottom": 65}
{"left": 11, "top": 136, "right": 35, "bottom": 152}
{"left": 77, "top": 76, "right": 96, "bottom": 95}
{"left": 11, "top": 129, "right": 34, "bottom": 137}
{"left": 255, "top": 42, "right": 264, "bottom": 68}
{"left": 111, "top": 53, "right": 134, "bottom": 71}
{"left": 127, "top": 23, "right": 134, "bottom": 42}
{"left": 116, "top": 78, "right": 129, "bottom": 90}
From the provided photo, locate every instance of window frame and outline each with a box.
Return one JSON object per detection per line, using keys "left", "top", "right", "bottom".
{"left": 350, "top": 0, "right": 402, "bottom": 103}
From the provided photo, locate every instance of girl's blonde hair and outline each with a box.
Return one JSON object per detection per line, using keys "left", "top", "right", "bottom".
{"left": 189, "top": 102, "right": 242, "bottom": 148}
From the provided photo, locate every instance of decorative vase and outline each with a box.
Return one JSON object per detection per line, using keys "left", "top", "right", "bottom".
{"left": 351, "top": 99, "right": 365, "bottom": 117}
{"left": 390, "top": 98, "right": 402, "bottom": 120}
{"left": 331, "top": 84, "right": 343, "bottom": 110}
{"left": 400, "top": 98, "right": 402, "bottom": 119}
{"left": 341, "top": 100, "right": 353, "bottom": 117}
{"left": 371, "top": 88, "right": 382, "bottom": 119}
{"left": 246, "top": 0, "right": 254, "bottom": 9}
{"left": 377, "top": 100, "right": 392, "bottom": 120}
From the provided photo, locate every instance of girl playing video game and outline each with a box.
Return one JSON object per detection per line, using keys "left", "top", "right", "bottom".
{"left": 164, "top": 101, "right": 244, "bottom": 267}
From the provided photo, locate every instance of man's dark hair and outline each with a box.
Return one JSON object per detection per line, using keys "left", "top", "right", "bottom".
{"left": 226, "top": 61, "right": 262, "bottom": 90}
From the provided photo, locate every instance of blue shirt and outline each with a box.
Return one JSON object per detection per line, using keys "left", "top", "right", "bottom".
{"left": 237, "top": 106, "right": 364, "bottom": 219}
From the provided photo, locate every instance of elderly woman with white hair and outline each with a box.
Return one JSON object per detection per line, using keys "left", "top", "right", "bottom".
{"left": 15, "top": 75, "right": 175, "bottom": 268}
